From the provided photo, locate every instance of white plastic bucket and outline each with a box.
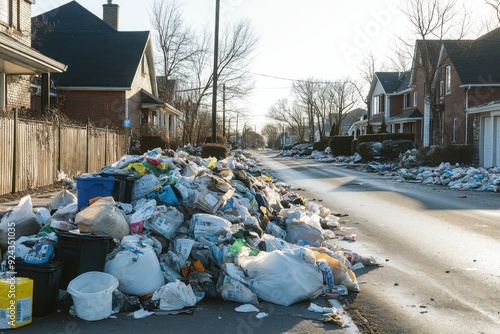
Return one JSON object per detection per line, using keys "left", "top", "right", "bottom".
{"left": 67, "top": 271, "right": 119, "bottom": 321}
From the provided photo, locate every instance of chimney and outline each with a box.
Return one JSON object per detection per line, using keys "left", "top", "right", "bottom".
{"left": 103, "top": 0, "right": 119, "bottom": 30}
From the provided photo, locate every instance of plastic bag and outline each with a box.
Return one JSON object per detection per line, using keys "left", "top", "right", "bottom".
{"left": 285, "top": 220, "right": 324, "bottom": 246}
{"left": 219, "top": 275, "right": 258, "bottom": 304}
{"left": 33, "top": 207, "right": 51, "bottom": 225}
{"left": 47, "top": 190, "right": 77, "bottom": 213}
{"left": 237, "top": 248, "right": 323, "bottom": 306}
{"left": 314, "top": 251, "right": 360, "bottom": 292}
{"left": 105, "top": 239, "right": 164, "bottom": 296}
{"left": 75, "top": 197, "right": 130, "bottom": 240}
{"left": 149, "top": 206, "right": 183, "bottom": 239}
{"left": 265, "top": 222, "right": 287, "bottom": 240}
{"left": 15, "top": 234, "right": 57, "bottom": 263}
{"left": 174, "top": 238, "right": 195, "bottom": 261}
{"left": 24, "top": 238, "right": 57, "bottom": 264}
{"left": 151, "top": 280, "right": 197, "bottom": 311}
{"left": 45, "top": 202, "right": 78, "bottom": 229}
{"left": 112, "top": 155, "right": 141, "bottom": 169}
{"left": 131, "top": 174, "right": 160, "bottom": 200}
{"left": 0, "top": 195, "right": 41, "bottom": 252}
{"left": 190, "top": 214, "right": 232, "bottom": 242}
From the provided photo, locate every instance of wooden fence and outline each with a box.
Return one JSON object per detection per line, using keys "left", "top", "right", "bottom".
{"left": 0, "top": 111, "right": 125, "bottom": 195}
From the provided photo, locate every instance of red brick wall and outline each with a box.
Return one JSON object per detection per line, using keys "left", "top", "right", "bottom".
{"left": 467, "top": 87, "right": 500, "bottom": 108}
{"left": 57, "top": 90, "right": 127, "bottom": 128}
{"left": 390, "top": 95, "right": 404, "bottom": 116}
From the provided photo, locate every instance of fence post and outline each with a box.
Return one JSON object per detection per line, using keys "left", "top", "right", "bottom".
{"left": 104, "top": 126, "right": 108, "bottom": 167}
{"left": 11, "top": 108, "right": 17, "bottom": 193}
{"left": 86, "top": 118, "right": 90, "bottom": 173}
{"left": 57, "top": 116, "right": 61, "bottom": 174}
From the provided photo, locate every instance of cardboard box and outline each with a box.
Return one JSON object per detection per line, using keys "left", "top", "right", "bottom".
{"left": 0, "top": 277, "right": 33, "bottom": 329}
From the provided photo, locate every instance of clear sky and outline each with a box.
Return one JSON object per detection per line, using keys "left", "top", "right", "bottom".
{"left": 33, "top": 0, "right": 495, "bottom": 132}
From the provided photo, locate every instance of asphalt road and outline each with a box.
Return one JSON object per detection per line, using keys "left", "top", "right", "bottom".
{"left": 255, "top": 151, "right": 500, "bottom": 334}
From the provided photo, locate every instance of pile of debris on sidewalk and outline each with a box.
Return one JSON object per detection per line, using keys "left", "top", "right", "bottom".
{"left": 0, "top": 147, "right": 376, "bottom": 327}
{"left": 309, "top": 148, "right": 500, "bottom": 192}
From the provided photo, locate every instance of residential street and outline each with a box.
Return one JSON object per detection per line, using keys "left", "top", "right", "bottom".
{"left": 254, "top": 150, "right": 500, "bottom": 334}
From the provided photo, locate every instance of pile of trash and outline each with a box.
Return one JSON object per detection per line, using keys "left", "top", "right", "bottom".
{"left": 307, "top": 148, "right": 500, "bottom": 192}
{"left": 0, "top": 148, "right": 377, "bottom": 324}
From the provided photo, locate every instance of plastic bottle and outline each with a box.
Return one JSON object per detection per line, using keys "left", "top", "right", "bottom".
{"left": 317, "top": 259, "right": 335, "bottom": 292}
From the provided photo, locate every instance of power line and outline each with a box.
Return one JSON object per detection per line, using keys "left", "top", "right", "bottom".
{"left": 227, "top": 67, "right": 334, "bottom": 84}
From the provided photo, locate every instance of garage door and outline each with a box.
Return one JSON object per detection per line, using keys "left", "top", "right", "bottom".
{"left": 483, "top": 116, "right": 500, "bottom": 167}
{"left": 483, "top": 117, "right": 493, "bottom": 167}
{"left": 496, "top": 116, "right": 500, "bottom": 167}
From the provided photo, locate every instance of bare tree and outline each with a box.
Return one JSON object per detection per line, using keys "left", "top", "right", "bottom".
{"left": 150, "top": 0, "right": 200, "bottom": 102}
{"left": 313, "top": 82, "right": 334, "bottom": 139}
{"left": 401, "top": 0, "right": 472, "bottom": 145}
{"left": 292, "top": 78, "right": 319, "bottom": 142}
{"left": 261, "top": 123, "right": 281, "bottom": 149}
{"left": 329, "top": 78, "right": 359, "bottom": 136}
{"left": 353, "top": 52, "right": 379, "bottom": 127}
{"left": 485, "top": 0, "right": 500, "bottom": 22}
{"left": 267, "top": 99, "right": 306, "bottom": 142}
{"left": 175, "top": 19, "right": 257, "bottom": 145}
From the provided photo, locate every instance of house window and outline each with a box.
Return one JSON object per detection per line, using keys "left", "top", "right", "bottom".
{"left": 452, "top": 117, "right": 458, "bottom": 143}
{"left": 445, "top": 65, "right": 451, "bottom": 94}
{"left": 413, "top": 92, "right": 417, "bottom": 107}
{"left": 374, "top": 95, "right": 385, "bottom": 113}
{"left": 0, "top": 0, "right": 10, "bottom": 24}
{"left": 404, "top": 93, "right": 410, "bottom": 109}
{"left": 141, "top": 56, "right": 146, "bottom": 76}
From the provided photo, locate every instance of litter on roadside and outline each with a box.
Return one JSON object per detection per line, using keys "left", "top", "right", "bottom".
{"left": 0, "top": 147, "right": 378, "bottom": 329}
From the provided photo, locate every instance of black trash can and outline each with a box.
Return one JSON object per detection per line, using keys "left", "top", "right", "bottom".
{"left": 99, "top": 173, "right": 137, "bottom": 203}
{"left": 56, "top": 232, "right": 113, "bottom": 289}
{"left": 15, "top": 260, "right": 64, "bottom": 317}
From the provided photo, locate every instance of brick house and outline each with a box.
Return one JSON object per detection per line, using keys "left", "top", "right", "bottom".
{"left": 31, "top": 1, "right": 181, "bottom": 144}
{"left": 0, "top": 0, "right": 66, "bottom": 112}
{"left": 354, "top": 71, "right": 424, "bottom": 146}
{"left": 364, "top": 31, "right": 500, "bottom": 166}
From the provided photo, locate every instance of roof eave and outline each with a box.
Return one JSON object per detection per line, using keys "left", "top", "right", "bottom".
{"left": 466, "top": 104, "right": 500, "bottom": 114}
{"left": 386, "top": 117, "right": 423, "bottom": 123}
{"left": 142, "top": 103, "right": 165, "bottom": 109}
{"left": 0, "top": 34, "right": 67, "bottom": 73}
{"left": 57, "top": 86, "right": 130, "bottom": 91}
{"left": 461, "top": 84, "right": 500, "bottom": 88}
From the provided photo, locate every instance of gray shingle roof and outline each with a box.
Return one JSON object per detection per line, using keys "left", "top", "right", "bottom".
{"left": 32, "top": 1, "right": 150, "bottom": 88}
{"left": 443, "top": 40, "right": 500, "bottom": 85}
{"left": 375, "top": 71, "right": 410, "bottom": 94}
{"left": 32, "top": 1, "right": 115, "bottom": 32}
{"left": 388, "top": 108, "right": 422, "bottom": 121}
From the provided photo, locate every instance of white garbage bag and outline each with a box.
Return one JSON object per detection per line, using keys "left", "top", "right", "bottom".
{"left": 151, "top": 280, "right": 197, "bottom": 311}
{"left": 237, "top": 248, "right": 323, "bottom": 306}
{"left": 105, "top": 240, "right": 164, "bottom": 296}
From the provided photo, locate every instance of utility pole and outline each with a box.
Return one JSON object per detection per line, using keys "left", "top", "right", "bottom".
{"left": 211, "top": 0, "right": 220, "bottom": 143}
{"left": 222, "top": 83, "right": 226, "bottom": 137}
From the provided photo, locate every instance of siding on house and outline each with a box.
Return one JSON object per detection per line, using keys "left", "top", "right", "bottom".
{"left": 0, "top": 0, "right": 31, "bottom": 45}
